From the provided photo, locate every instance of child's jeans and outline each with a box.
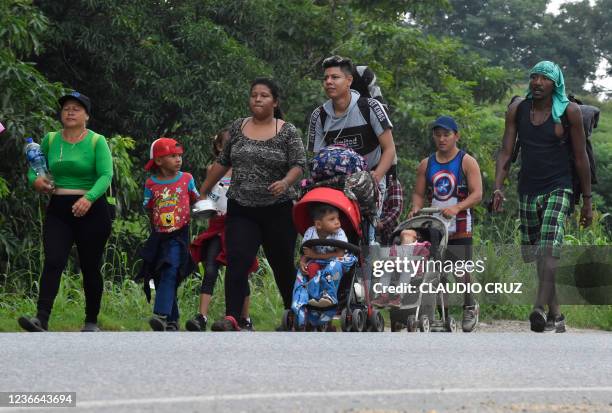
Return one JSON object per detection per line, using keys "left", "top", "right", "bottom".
{"left": 153, "top": 239, "right": 180, "bottom": 322}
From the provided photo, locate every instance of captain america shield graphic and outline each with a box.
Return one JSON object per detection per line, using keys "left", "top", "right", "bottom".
{"left": 432, "top": 170, "right": 456, "bottom": 201}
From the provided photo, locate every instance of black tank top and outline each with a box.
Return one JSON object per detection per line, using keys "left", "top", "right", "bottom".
{"left": 517, "top": 99, "right": 571, "bottom": 195}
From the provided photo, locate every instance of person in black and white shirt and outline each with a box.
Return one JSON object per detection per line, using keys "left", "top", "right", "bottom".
{"left": 308, "top": 55, "right": 396, "bottom": 243}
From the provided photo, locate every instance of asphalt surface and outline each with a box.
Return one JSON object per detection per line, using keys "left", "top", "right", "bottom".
{"left": 1, "top": 331, "right": 611, "bottom": 413}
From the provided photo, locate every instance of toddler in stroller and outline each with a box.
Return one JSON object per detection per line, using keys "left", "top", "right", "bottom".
{"left": 292, "top": 203, "right": 357, "bottom": 328}
{"left": 284, "top": 186, "right": 384, "bottom": 332}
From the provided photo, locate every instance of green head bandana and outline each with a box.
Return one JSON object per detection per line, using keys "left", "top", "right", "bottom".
{"left": 526, "top": 60, "right": 569, "bottom": 124}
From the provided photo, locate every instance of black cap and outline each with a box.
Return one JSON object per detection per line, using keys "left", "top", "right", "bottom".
{"left": 59, "top": 91, "right": 91, "bottom": 114}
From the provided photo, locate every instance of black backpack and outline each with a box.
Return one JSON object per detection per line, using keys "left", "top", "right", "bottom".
{"left": 351, "top": 65, "right": 388, "bottom": 109}
{"left": 510, "top": 95, "right": 599, "bottom": 205}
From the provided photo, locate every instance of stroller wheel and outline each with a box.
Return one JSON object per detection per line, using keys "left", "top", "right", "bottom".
{"left": 418, "top": 315, "right": 430, "bottom": 333}
{"left": 340, "top": 308, "right": 352, "bottom": 332}
{"left": 351, "top": 308, "right": 366, "bottom": 332}
{"left": 406, "top": 315, "right": 417, "bottom": 333}
{"left": 368, "top": 309, "right": 385, "bottom": 332}
{"left": 390, "top": 310, "right": 404, "bottom": 332}
{"left": 281, "top": 309, "right": 294, "bottom": 331}
{"left": 444, "top": 316, "right": 457, "bottom": 333}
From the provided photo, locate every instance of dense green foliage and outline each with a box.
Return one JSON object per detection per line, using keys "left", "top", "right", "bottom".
{"left": 425, "top": 0, "right": 608, "bottom": 93}
{"left": 1, "top": 0, "right": 611, "bottom": 330}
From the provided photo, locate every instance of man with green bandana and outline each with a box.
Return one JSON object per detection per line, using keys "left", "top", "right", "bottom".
{"left": 492, "top": 60, "right": 592, "bottom": 333}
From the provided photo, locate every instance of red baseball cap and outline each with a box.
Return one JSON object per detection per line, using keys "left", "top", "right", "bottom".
{"left": 144, "top": 137, "right": 183, "bottom": 171}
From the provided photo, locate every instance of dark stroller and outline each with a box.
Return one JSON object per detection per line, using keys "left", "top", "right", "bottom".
{"left": 382, "top": 207, "right": 457, "bottom": 333}
{"left": 281, "top": 186, "right": 384, "bottom": 332}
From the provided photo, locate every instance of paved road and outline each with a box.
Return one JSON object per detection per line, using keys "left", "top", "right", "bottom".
{"left": 1, "top": 332, "right": 611, "bottom": 413}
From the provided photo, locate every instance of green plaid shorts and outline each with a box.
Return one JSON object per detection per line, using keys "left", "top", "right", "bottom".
{"left": 519, "top": 188, "right": 572, "bottom": 260}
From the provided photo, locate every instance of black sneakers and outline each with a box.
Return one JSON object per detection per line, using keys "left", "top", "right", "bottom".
{"left": 239, "top": 317, "right": 255, "bottom": 332}
{"left": 529, "top": 307, "right": 547, "bottom": 332}
{"left": 211, "top": 315, "right": 241, "bottom": 331}
{"left": 544, "top": 313, "right": 566, "bottom": 333}
{"left": 185, "top": 314, "right": 208, "bottom": 332}
{"left": 149, "top": 315, "right": 181, "bottom": 331}
{"left": 149, "top": 314, "right": 168, "bottom": 331}
{"left": 18, "top": 316, "right": 48, "bottom": 332}
{"left": 166, "top": 321, "right": 179, "bottom": 332}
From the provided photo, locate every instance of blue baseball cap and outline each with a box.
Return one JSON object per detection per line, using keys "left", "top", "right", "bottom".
{"left": 432, "top": 115, "right": 458, "bottom": 132}
{"left": 59, "top": 91, "right": 91, "bottom": 114}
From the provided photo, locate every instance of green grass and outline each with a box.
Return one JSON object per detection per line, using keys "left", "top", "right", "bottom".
{"left": 0, "top": 262, "right": 285, "bottom": 332}
{"left": 2, "top": 258, "right": 611, "bottom": 331}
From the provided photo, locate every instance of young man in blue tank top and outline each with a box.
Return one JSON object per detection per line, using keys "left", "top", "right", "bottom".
{"left": 492, "top": 61, "right": 592, "bottom": 333}
{"left": 410, "top": 116, "right": 483, "bottom": 332}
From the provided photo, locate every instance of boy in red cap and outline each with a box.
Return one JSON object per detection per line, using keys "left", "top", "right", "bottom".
{"left": 139, "top": 137, "right": 199, "bottom": 331}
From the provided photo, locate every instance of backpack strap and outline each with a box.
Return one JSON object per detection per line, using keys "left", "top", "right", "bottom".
{"left": 319, "top": 97, "right": 375, "bottom": 138}
{"left": 357, "top": 97, "right": 373, "bottom": 133}
{"left": 511, "top": 98, "right": 529, "bottom": 164}
{"left": 48, "top": 131, "right": 58, "bottom": 147}
{"left": 318, "top": 105, "right": 327, "bottom": 135}
{"left": 92, "top": 132, "right": 101, "bottom": 148}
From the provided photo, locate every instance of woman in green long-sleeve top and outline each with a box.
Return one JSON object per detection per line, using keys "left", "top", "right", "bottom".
{"left": 19, "top": 92, "right": 113, "bottom": 333}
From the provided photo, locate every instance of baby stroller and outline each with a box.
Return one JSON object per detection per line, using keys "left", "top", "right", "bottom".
{"left": 281, "top": 186, "right": 385, "bottom": 332}
{"left": 382, "top": 207, "right": 457, "bottom": 333}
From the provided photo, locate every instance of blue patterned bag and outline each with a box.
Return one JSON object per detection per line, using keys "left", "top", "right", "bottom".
{"left": 310, "top": 144, "right": 367, "bottom": 181}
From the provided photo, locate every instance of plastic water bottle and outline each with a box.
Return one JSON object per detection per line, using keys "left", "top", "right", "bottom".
{"left": 24, "top": 137, "right": 54, "bottom": 188}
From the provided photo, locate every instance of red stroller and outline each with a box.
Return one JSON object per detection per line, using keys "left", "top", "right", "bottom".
{"left": 281, "top": 186, "right": 385, "bottom": 332}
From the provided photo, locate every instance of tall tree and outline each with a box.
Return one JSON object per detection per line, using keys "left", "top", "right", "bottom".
{"left": 0, "top": 0, "right": 64, "bottom": 272}
{"left": 589, "top": 0, "right": 612, "bottom": 95}
{"left": 424, "top": 0, "right": 599, "bottom": 92}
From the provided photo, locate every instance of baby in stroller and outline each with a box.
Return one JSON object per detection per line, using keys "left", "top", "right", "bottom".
{"left": 292, "top": 203, "right": 357, "bottom": 328}
{"left": 372, "top": 229, "right": 431, "bottom": 307}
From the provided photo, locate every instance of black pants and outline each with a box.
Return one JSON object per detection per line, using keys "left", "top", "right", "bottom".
{"left": 446, "top": 237, "right": 475, "bottom": 307}
{"left": 224, "top": 199, "right": 297, "bottom": 319}
{"left": 36, "top": 195, "right": 112, "bottom": 324}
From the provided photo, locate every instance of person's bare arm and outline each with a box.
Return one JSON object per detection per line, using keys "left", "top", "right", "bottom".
{"left": 492, "top": 100, "right": 520, "bottom": 211}
{"left": 372, "top": 129, "right": 396, "bottom": 184}
{"left": 268, "top": 165, "right": 303, "bottom": 197}
{"left": 198, "top": 162, "right": 229, "bottom": 200}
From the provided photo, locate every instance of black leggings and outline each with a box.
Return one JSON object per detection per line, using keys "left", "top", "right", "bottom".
{"left": 36, "top": 195, "right": 112, "bottom": 324}
{"left": 224, "top": 199, "right": 297, "bottom": 319}
{"left": 199, "top": 236, "right": 250, "bottom": 296}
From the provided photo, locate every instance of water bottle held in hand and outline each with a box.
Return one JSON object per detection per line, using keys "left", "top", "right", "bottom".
{"left": 24, "top": 137, "right": 54, "bottom": 188}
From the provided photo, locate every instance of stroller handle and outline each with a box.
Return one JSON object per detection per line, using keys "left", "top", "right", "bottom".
{"left": 301, "top": 239, "right": 362, "bottom": 256}
{"left": 417, "top": 207, "right": 442, "bottom": 216}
